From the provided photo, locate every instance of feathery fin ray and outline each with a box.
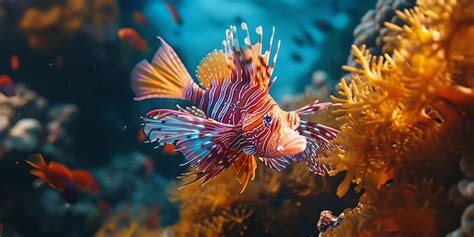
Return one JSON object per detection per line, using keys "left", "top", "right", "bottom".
{"left": 220, "top": 24, "right": 280, "bottom": 90}
{"left": 131, "top": 37, "right": 196, "bottom": 100}
{"left": 143, "top": 109, "right": 243, "bottom": 187}
{"left": 233, "top": 154, "right": 257, "bottom": 193}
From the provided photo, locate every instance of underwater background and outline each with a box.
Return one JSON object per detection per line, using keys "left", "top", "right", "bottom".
{"left": 1, "top": 0, "right": 474, "bottom": 236}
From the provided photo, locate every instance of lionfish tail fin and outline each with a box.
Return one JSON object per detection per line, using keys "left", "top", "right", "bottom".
{"left": 131, "top": 37, "right": 196, "bottom": 101}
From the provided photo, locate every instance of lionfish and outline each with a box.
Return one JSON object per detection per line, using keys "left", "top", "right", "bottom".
{"left": 131, "top": 23, "right": 338, "bottom": 191}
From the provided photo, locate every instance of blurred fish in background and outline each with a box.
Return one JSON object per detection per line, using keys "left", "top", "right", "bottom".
{"left": 0, "top": 75, "right": 15, "bottom": 97}
{"left": 26, "top": 154, "right": 100, "bottom": 204}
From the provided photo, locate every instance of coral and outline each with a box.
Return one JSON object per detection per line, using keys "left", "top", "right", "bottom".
{"left": 86, "top": 0, "right": 119, "bottom": 42}
{"left": 169, "top": 163, "right": 331, "bottom": 237}
{"left": 19, "top": 0, "right": 87, "bottom": 49}
{"left": 94, "top": 205, "right": 167, "bottom": 237}
{"left": 0, "top": 84, "right": 78, "bottom": 159}
{"left": 9, "top": 118, "right": 42, "bottom": 151}
{"left": 19, "top": 0, "right": 119, "bottom": 49}
{"left": 320, "top": 0, "right": 474, "bottom": 236}
{"left": 448, "top": 154, "right": 474, "bottom": 236}
{"left": 94, "top": 151, "right": 173, "bottom": 211}
{"left": 321, "top": 180, "right": 454, "bottom": 237}
{"left": 347, "top": 0, "right": 416, "bottom": 67}
{"left": 317, "top": 210, "right": 342, "bottom": 233}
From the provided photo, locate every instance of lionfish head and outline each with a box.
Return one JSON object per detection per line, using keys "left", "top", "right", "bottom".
{"left": 242, "top": 106, "right": 306, "bottom": 158}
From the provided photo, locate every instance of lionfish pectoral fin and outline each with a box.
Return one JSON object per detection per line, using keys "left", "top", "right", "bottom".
{"left": 258, "top": 156, "right": 292, "bottom": 171}
{"left": 295, "top": 120, "right": 339, "bottom": 174}
{"left": 262, "top": 121, "right": 339, "bottom": 175}
{"left": 131, "top": 37, "right": 196, "bottom": 101}
{"left": 293, "top": 100, "right": 333, "bottom": 116}
{"left": 143, "top": 109, "right": 243, "bottom": 187}
{"left": 176, "top": 104, "right": 207, "bottom": 118}
{"left": 298, "top": 121, "right": 338, "bottom": 149}
{"left": 233, "top": 153, "right": 257, "bottom": 193}
{"left": 178, "top": 148, "right": 244, "bottom": 189}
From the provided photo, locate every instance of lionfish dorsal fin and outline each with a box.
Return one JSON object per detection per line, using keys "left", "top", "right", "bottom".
{"left": 196, "top": 50, "right": 232, "bottom": 90}
{"left": 222, "top": 23, "right": 281, "bottom": 90}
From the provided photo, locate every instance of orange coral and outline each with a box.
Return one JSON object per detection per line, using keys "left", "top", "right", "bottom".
{"left": 319, "top": 0, "right": 474, "bottom": 236}
{"left": 169, "top": 163, "right": 331, "bottom": 236}
{"left": 322, "top": 180, "right": 447, "bottom": 237}
{"left": 94, "top": 205, "right": 165, "bottom": 237}
{"left": 325, "top": 0, "right": 474, "bottom": 197}
{"left": 19, "top": 0, "right": 119, "bottom": 49}
{"left": 20, "top": 0, "right": 87, "bottom": 49}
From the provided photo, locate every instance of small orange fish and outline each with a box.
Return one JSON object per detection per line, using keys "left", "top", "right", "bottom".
{"left": 163, "top": 143, "right": 177, "bottom": 155}
{"left": 0, "top": 75, "right": 15, "bottom": 97}
{"left": 143, "top": 156, "right": 154, "bottom": 177}
{"left": 164, "top": 1, "right": 182, "bottom": 25}
{"left": 118, "top": 28, "right": 149, "bottom": 52}
{"left": 26, "top": 154, "right": 100, "bottom": 204}
{"left": 10, "top": 54, "right": 19, "bottom": 71}
{"left": 133, "top": 11, "right": 147, "bottom": 26}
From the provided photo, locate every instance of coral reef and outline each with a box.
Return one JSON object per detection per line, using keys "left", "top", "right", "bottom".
{"left": 169, "top": 163, "right": 331, "bottom": 237}
{"left": 319, "top": 0, "right": 474, "bottom": 236}
{"left": 94, "top": 205, "right": 167, "bottom": 237}
{"left": 0, "top": 84, "right": 78, "bottom": 160}
{"left": 347, "top": 0, "right": 416, "bottom": 67}
{"left": 29, "top": 150, "right": 176, "bottom": 236}
{"left": 19, "top": 0, "right": 119, "bottom": 49}
{"left": 19, "top": 0, "right": 87, "bottom": 49}
{"left": 447, "top": 155, "right": 474, "bottom": 236}
{"left": 317, "top": 210, "right": 344, "bottom": 233}
{"left": 94, "top": 151, "right": 171, "bottom": 209}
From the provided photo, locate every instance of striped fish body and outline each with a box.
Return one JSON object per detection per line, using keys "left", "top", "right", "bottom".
{"left": 186, "top": 78, "right": 273, "bottom": 125}
{"left": 131, "top": 24, "right": 339, "bottom": 191}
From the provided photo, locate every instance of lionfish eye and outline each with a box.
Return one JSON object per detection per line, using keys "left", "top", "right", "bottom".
{"left": 263, "top": 114, "right": 272, "bottom": 125}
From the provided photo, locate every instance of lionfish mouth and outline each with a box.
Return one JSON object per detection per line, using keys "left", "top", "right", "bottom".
{"left": 277, "top": 135, "right": 307, "bottom": 156}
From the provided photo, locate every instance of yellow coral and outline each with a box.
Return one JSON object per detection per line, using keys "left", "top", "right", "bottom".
{"left": 94, "top": 205, "right": 166, "bottom": 237}
{"left": 169, "top": 164, "right": 330, "bottom": 236}
{"left": 325, "top": 0, "right": 474, "bottom": 197}
{"left": 322, "top": 180, "right": 447, "bottom": 237}
{"left": 320, "top": 0, "right": 474, "bottom": 236}
{"left": 19, "top": 0, "right": 119, "bottom": 49}
{"left": 19, "top": 0, "right": 87, "bottom": 49}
